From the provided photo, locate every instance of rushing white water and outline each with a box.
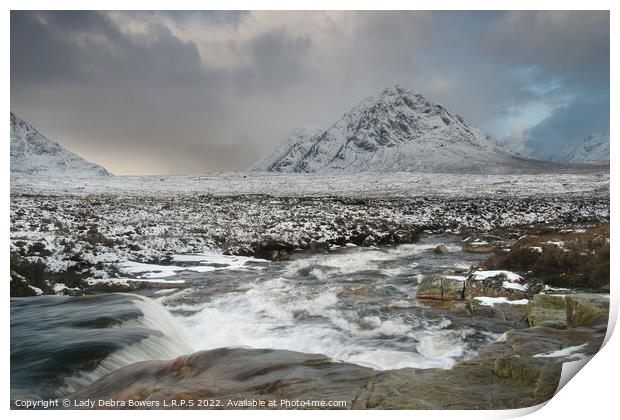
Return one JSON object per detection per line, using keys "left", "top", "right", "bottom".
{"left": 154, "top": 234, "right": 501, "bottom": 371}
{"left": 11, "top": 294, "right": 194, "bottom": 399}
{"left": 11, "top": 234, "right": 506, "bottom": 400}
{"left": 58, "top": 295, "right": 194, "bottom": 395}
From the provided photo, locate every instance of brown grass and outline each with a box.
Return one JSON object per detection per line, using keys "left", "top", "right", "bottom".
{"left": 484, "top": 224, "right": 609, "bottom": 289}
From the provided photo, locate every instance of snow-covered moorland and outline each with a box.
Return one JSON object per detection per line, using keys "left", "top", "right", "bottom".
{"left": 10, "top": 170, "right": 609, "bottom": 198}
{"left": 10, "top": 170, "right": 609, "bottom": 295}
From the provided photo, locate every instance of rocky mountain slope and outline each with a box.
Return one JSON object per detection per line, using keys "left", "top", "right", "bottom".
{"left": 252, "top": 85, "right": 551, "bottom": 174}
{"left": 252, "top": 125, "right": 324, "bottom": 172}
{"left": 10, "top": 112, "right": 110, "bottom": 177}
{"left": 530, "top": 132, "right": 610, "bottom": 164}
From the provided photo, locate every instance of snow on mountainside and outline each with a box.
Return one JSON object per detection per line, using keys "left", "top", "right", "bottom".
{"left": 252, "top": 85, "right": 545, "bottom": 174}
{"left": 11, "top": 112, "right": 111, "bottom": 177}
{"left": 251, "top": 125, "right": 323, "bottom": 172}
{"left": 533, "top": 133, "right": 609, "bottom": 164}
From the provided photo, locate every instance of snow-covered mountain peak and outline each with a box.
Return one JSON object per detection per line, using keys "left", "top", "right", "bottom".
{"left": 528, "top": 132, "right": 610, "bottom": 164}
{"left": 252, "top": 84, "right": 531, "bottom": 174}
{"left": 10, "top": 112, "right": 111, "bottom": 177}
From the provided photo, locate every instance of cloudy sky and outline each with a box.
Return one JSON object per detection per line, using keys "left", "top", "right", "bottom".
{"left": 11, "top": 11, "right": 609, "bottom": 175}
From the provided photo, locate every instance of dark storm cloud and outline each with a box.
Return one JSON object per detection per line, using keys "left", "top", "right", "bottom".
{"left": 10, "top": 11, "right": 609, "bottom": 174}
{"left": 239, "top": 29, "right": 312, "bottom": 89}
{"left": 478, "top": 11, "right": 609, "bottom": 152}
{"left": 10, "top": 10, "right": 249, "bottom": 174}
{"left": 131, "top": 10, "right": 248, "bottom": 25}
{"left": 523, "top": 94, "right": 610, "bottom": 155}
{"left": 484, "top": 11, "right": 609, "bottom": 90}
{"left": 11, "top": 11, "right": 90, "bottom": 83}
{"left": 11, "top": 11, "right": 204, "bottom": 85}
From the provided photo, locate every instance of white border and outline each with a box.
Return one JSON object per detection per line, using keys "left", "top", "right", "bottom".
{"left": 2, "top": 2, "right": 617, "bottom": 419}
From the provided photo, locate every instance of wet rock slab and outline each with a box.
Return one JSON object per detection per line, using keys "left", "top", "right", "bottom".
{"left": 67, "top": 323, "right": 606, "bottom": 410}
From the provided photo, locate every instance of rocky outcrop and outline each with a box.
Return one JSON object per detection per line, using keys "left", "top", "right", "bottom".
{"left": 416, "top": 270, "right": 534, "bottom": 304}
{"left": 526, "top": 293, "right": 609, "bottom": 330}
{"left": 416, "top": 275, "right": 466, "bottom": 301}
{"left": 565, "top": 294, "right": 609, "bottom": 328}
{"left": 67, "top": 323, "right": 606, "bottom": 410}
{"left": 527, "top": 295, "right": 568, "bottom": 329}
{"left": 464, "top": 271, "right": 531, "bottom": 301}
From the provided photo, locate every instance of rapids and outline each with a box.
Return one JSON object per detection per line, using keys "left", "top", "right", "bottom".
{"left": 11, "top": 233, "right": 508, "bottom": 400}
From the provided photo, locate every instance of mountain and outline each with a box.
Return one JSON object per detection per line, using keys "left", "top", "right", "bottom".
{"left": 252, "top": 85, "right": 541, "bottom": 174}
{"left": 530, "top": 133, "right": 609, "bottom": 164}
{"left": 251, "top": 125, "right": 323, "bottom": 172}
{"left": 10, "top": 112, "right": 111, "bottom": 177}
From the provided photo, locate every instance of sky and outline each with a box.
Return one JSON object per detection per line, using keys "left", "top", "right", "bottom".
{"left": 11, "top": 11, "right": 610, "bottom": 175}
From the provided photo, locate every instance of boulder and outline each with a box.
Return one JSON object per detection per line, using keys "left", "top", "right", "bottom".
{"left": 433, "top": 244, "right": 449, "bottom": 254}
{"left": 565, "top": 294, "right": 609, "bottom": 328}
{"left": 527, "top": 294, "right": 567, "bottom": 329}
{"left": 337, "top": 286, "right": 380, "bottom": 301}
{"left": 464, "top": 271, "right": 529, "bottom": 301}
{"left": 362, "top": 235, "right": 376, "bottom": 247}
{"left": 10, "top": 271, "right": 38, "bottom": 297}
{"left": 309, "top": 240, "right": 329, "bottom": 253}
{"left": 416, "top": 275, "right": 466, "bottom": 301}
{"left": 462, "top": 240, "right": 495, "bottom": 253}
{"left": 416, "top": 276, "right": 443, "bottom": 300}
{"left": 468, "top": 298, "right": 529, "bottom": 327}
{"left": 269, "top": 250, "right": 290, "bottom": 261}
{"left": 442, "top": 276, "right": 467, "bottom": 300}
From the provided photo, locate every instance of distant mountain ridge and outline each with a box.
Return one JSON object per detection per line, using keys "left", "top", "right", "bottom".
{"left": 10, "top": 112, "right": 111, "bottom": 177}
{"left": 528, "top": 132, "right": 609, "bottom": 164}
{"left": 251, "top": 85, "right": 552, "bottom": 174}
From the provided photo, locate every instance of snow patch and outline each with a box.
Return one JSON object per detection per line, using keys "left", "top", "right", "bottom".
{"left": 471, "top": 270, "right": 522, "bottom": 282}
{"left": 474, "top": 297, "right": 529, "bottom": 306}
{"left": 502, "top": 281, "right": 529, "bottom": 291}
{"left": 533, "top": 343, "right": 589, "bottom": 359}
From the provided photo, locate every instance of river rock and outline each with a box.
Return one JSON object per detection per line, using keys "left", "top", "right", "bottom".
{"left": 433, "top": 244, "right": 449, "bottom": 254}
{"left": 462, "top": 240, "right": 495, "bottom": 253}
{"left": 309, "top": 240, "right": 329, "bottom": 253}
{"left": 362, "top": 235, "right": 376, "bottom": 247}
{"left": 337, "top": 286, "right": 380, "bottom": 302}
{"left": 269, "top": 250, "right": 290, "bottom": 261}
{"left": 416, "top": 276, "right": 443, "bottom": 300}
{"left": 527, "top": 294, "right": 567, "bottom": 329}
{"left": 68, "top": 348, "right": 374, "bottom": 409}
{"left": 10, "top": 271, "right": 38, "bottom": 297}
{"left": 416, "top": 275, "right": 466, "bottom": 301}
{"left": 67, "top": 322, "right": 606, "bottom": 410}
{"left": 468, "top": 298, "right": 529, "bottom": 327}
{"left": 464, "top": 271, "right": 529, "bottom": 301}
{"left": 565, "top": 294, "right": 609, "bottom": 328}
